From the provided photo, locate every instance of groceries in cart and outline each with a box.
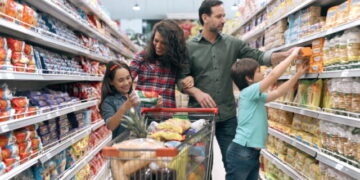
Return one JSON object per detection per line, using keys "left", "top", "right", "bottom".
{"left": 104, "top": 108, "right": 216, "bottom": 180}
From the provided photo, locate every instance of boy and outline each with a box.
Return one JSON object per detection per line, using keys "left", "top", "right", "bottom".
{"left": 226, "top": 47, "right": 308, "bottom": 180}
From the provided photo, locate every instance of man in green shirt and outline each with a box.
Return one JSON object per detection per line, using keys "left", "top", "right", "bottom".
{"left": 181, "top": 0, "right": 296, "bottom": 173}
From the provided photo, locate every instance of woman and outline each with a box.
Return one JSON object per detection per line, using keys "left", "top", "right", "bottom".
{"left": 130, "top": 20, "right": 193, "bottom": 108}
{"left": 100, "top": 60, "right": 162, "bottom": 138}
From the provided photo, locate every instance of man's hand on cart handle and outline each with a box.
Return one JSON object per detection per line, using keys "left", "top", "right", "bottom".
{"left": 194, "top": 90, "right": 217, "bottom": 108}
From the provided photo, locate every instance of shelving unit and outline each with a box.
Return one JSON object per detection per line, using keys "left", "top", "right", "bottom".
{"left": 317, "top": 152, "right": 360, "bottom": 179}
{"left": 59, "top": 134, "right": 112, "bottom": 180}
{"left": 92, "top": 161, "right": 110, "bottom": 180}
{"left": 0, "top": 0, "right": 135, "bottom": 179}
{"left": 0, "top": 121, "right": 105, "bottom": 180}
{"left": 266, "top": 102, "right": 360, "bottom": 128}
{"left": 261, "top": 150, "right": 305, "bottom": 180}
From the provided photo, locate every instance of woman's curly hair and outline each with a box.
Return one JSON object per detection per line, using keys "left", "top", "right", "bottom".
{"left": 144, "top": 20, "right": 188, "bottom": 70}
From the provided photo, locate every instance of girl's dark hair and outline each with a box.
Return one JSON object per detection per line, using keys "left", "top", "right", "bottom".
{"left": 231, "top": 58, "right": 260, "bottom": 90}
{"left": 198, "top": 0, "right": 223, "bottom": 25}
{"left": 100, "top": 60, "right": 133, "bottom": 111}
{"left": 144, "top": 20, "right": 188, "bottom": 70}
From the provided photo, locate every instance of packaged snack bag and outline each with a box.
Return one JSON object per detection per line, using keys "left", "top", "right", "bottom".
{"left": 325, "top": 6, "right": 338, "bottom": 28}
{"left": 22, "top": 5, "right": 37, "bottom": 28}
{"left": 135, "top": 91, "right": 158, "bottom": 105}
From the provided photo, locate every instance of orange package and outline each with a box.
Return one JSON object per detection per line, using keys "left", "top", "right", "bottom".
{"left": 5, "top": 0, "right": 22, "bottom": 22}
{"left": 14, "top": 108, "right": 25, "bottom": 119}
{"left": 312, "top": 38, "right": 325, "bottom": 48}
{"left": 0, "top": 133, "right": 16, "bottom": 148}
{"left": 26, "top": 64, "right": 36, "bottom": 73}
{"left": 22, "top": 5, "right": 37, "bottom": 28}
{"left": 17, "top": 141, "right": 31, "bottom": 154}
{"left": 26, "top": 107, "right": 37, "bottom": 116}
{"left": 0, "top": 110, "right": 10, "bottom": 122}
{"left": 0, "top": 0, "right": 7, "bottom": 15}
{"left": 300, "top": 47, "right": 313, "bottom": 57}
{"left": 14, "top": 130, "right": 36, "bottom": 143}
{"left": 0, "top": 48, "right": 6, "bottom": 62}
{"left": 309, "top": 56, "right": 324, "bottom": 73}
{"left": 0, "top": 99, "right": 10, "bottom": 110}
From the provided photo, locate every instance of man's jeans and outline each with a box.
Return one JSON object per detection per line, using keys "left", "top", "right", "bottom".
{"left": 215, "top": 117, "right": 237, "bottom": 173}
{"left": 225, "top": 142, "right": 261, "bottom": 180}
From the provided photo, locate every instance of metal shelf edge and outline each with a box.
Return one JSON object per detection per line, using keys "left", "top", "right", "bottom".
{"left": 316, "top": 152, "right": 360, "bottom": 179}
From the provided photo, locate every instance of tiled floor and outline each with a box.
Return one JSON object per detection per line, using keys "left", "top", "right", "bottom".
{"left": 212, "top": 138, "right": 226, "bottom": 180}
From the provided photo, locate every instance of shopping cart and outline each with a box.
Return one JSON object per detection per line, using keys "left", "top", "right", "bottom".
{"left": 102, "top": 108, "right": 217, "bottom": 180}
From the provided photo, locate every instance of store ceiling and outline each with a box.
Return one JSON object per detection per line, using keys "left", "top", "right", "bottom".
{"left": 101, "top": 0, "right": 237, "bottom": 20}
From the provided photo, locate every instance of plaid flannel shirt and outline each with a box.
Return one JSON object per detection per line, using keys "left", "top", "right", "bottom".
{"left": 130, "top": 53, "right": 177, "bottom": 108}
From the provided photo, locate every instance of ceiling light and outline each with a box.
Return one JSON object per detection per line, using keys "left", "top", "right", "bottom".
{"left": 133, "top": 3, "right": 140, "bottom": 11}
{"left": 231, "top": 3, "right": 238, "bottom": 11}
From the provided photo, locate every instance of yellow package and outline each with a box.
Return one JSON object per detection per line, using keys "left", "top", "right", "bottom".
{"left": 337, "top": 1, "right": 350, "bottom": 25}
{"left": 325, "top": 6, "right": 338, "bottom": 28}
{"left": 307, "top": 79, "right": 323, "bottom": 109}
{"left": 349, "top": 0, "right": 360, "bottom": 20}
{"left": 151, "top": 131, "right": 184, "bottom": 141}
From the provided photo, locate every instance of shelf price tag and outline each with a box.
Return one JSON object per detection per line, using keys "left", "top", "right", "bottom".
{"left": 341, "top": 70, "right": 349, "bottom": 77}
{"left": 0, "top": 124, "right": 10, "bottom": 132}
{"left": 335, "top": 163, "right": 344, "bottom": 171}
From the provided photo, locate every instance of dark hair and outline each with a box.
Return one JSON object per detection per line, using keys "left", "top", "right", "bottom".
{"left": 231, "top": 58, "right": 260, "bottom": 90}
{"left": 144, "top": 20, "right": 188, "bottom": 70}
{"left": 100, "top": 60, "right": 133, "bottom": 111}
{"left": 198, "top": 0, "right": 223, "bottom": 25}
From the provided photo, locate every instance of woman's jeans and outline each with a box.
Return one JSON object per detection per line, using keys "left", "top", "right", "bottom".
{"left": 226, "top": 142, "right": 261, "bottom": 180}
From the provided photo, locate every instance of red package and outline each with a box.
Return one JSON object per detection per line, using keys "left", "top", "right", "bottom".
{"left": 14, "top": 63, "right": 26, "bottom": 72}
{"left": 11, "top": 97, "right": 28, "bottom": 108}
{"left": 90, "top": 61, "right": 99, "bottom": 75}
{"left": 7, "top": 38, "right": 24, "bottom": 52}
{"left": 0, "top": 99, "right": 10, "bottom": 110}
{"left": 31, "top": 137, "right": 41, "bottom": 150}
{"left": 0, "top": 110, "right": 10, "bottom": 122}
{"left": 26, "top": 107, "right": 37, "bottom": 116}
{"left": 4, "top": 157, "right": 18, "bottom": 172}
{"left": 22, "top": 5, "right": 37, "bottom": 28}
{"left": 24, "top": 44, "right": 32, "bottom": 55}
{"left": 19, "top": 152, "right": 30, "bottom": 162}
{"left": 0, "top": 48, "right": 6, "bottom": 62}
{"left": 5, "top": 0, "right": 16, "bottom": 21}
{"left": 11, "top": 52, "right": 29, "bottom": 64}
{"left": 17, "top": 141, "right": 31, "bottom": 154}
{"left": 1, "top": 145, "right": 18, "bottom": 159}
{"left": 26, "top": 64, "right": 36, "bottom": 73}
{"left": 14, "top": 130, "right": 35, "bottom": 143}
{"left": 14, "top": 108, "right": 25, "bottom": 119}
{"left": 0, "top": 133, "right": 15, "bottom": 148}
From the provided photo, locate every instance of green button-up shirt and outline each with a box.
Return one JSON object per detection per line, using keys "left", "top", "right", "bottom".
{"left": 182, "top": 33, "right": 272, "bottom": 122}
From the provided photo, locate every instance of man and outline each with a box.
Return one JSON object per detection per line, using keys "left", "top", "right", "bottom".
{"left": 180, "top": 0, "right": 297, "bottom": 173}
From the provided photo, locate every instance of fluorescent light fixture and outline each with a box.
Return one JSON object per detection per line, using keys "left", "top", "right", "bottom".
{"left": 133, "top": 3, "right": 140, "bottom": 11}
{"left": 231, "top": 3, "right": 238, "bottom": 10}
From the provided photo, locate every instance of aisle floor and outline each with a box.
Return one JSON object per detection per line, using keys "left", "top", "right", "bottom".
{"left": 212, "top": 138, "right": 226, "bottom": 180}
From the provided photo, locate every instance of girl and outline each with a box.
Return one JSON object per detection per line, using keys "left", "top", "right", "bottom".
{"left": 100, "top": 60, "right": 163, "bottom": 138}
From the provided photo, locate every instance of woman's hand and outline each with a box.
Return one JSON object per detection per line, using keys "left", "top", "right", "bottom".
{"left": 296, "top": 62, "right": 309, "bottom": 76}
{"left": 181, "top": 76, "right": 194, "bottom": 89}
{"left": 154, "top": 96, "right": 163, "bottom": 108}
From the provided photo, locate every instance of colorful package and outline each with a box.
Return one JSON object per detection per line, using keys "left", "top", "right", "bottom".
{"left": 2, "top": 144, "right": 18, "bottom": 159}
{"left": 31, "top": 137, "right": 42, "bottom": 150}
{"left": 0, "top": 132, "right": 16, "bottom": 148}
{"left": 14, "top": 130, "right": 36, "bottom": 143}
{"left": 0, "top": 110, "right": 10, "bottom": 122}
{"left": 6, "top": 38, "right": 23, "bottom": 52}
{"left": 22, "top": 5, "right": 37, "bottom": 28}
{"left": 135, "top": 90, "right": 159, "bottom": 105}
{"left": 0, "top": 99, "right": 10, "bottom": 110}
{"left": 11, "top": 97, "right": 28, "bottom": 108}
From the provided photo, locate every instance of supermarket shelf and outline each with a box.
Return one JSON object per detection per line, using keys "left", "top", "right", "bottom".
{"left": 69, "top": 0, "right": 138, "bottom": 54}
{"left": 0, "top": 100, "right": 98, "bottom": 133}
{"left": 278, "top": 69, "right": 360, "bottom": 80}
{"left": 268, "top": 128, "right": 318, "bottom": 157}
{"left": 229, "top": 0, "right": 272, "bottom": 35}
{"left": 0, "top": 71, "right": 103, "bottom": 81}
{"left": 241, "top": 26, "right": 266, "bottom": 41}
{"left": 0, "top": 18, "right": 110, "bottom": 63}
{"left": 92, "top": 161, "right": 110, "bottom": 180}
{"left": 278, "top": 73, "right": 319, "bottom": 80}
{"left": 0, "top": 155, "right": 41, "bottom": 180}
{"left": 266, "top": 102, "right": 360, "bottom": 128}
{"left": 261, "top": 150, "right": 304, "bottom": 180}
{"left": 317, "top": 111, "right": 360, "bottom": 129}
{"left": 271, "top": 18, "right": 360, "bottom": 52}
{"left": 266, "top": 102, "right": 319, "bottom": 119}
{"left": 23, "top": 0, "right": 125, "bottom": 56}
{"left": 39, "top": 125, "right": 93, "bottom": 163}
{"left": 91, "top": 120, "right": 105, "bottom": 131}
{"left": 317, "top": 152, "right": 360, "bottom": 179}
{"left": 60, "top": 134, "right": 112, "bottom": 180}
{"left": 242, "top": 0, "right": 316, "bottom": 42}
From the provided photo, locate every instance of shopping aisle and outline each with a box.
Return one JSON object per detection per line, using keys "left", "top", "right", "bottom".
{"left": 212, "top": 138, "right": 226, "bottom": 180}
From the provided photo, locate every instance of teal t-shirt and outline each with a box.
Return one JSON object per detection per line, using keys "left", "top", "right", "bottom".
{"left": 233, "top": 82, "right": 268, "bottom": 148}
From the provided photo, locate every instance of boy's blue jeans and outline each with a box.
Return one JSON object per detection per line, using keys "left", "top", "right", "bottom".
{"left": 225, "top": 142, "right": 261, "bottom": 180}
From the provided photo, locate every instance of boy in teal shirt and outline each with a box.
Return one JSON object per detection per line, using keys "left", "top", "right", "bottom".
{"left": 226, "top": 47, "right": 308, "bottom": 180}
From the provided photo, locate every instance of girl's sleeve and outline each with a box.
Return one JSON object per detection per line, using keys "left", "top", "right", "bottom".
{"left": 100, "top": 98, "right": 116, "bottom": 124}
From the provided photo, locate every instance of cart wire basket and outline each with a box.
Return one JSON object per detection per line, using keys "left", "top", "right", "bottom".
{"left": 102, "top": 108, "right": 218, "bottom": 180}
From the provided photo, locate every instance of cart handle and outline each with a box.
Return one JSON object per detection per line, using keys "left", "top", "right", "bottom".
{"left": 141, "top": 108, "right": 218, "bottom": 114}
